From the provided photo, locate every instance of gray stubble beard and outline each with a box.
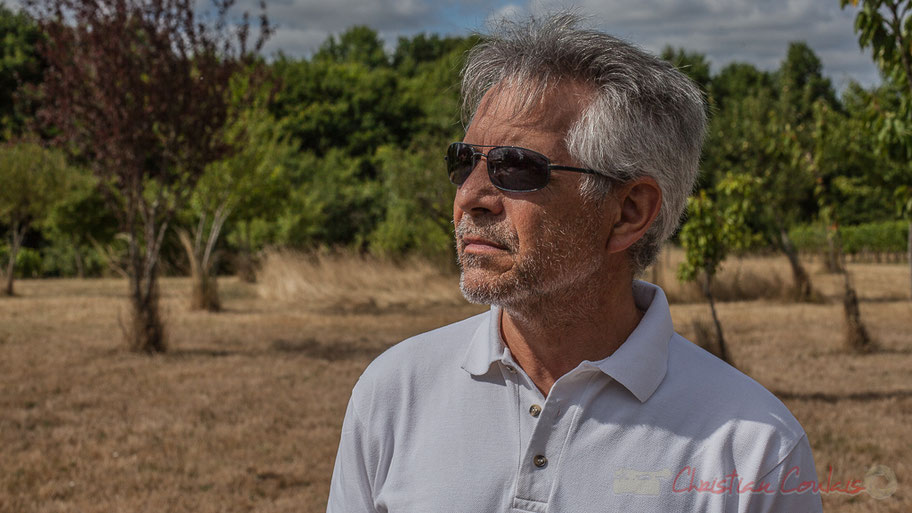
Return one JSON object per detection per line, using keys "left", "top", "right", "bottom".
{"left": 455, "top": 214, "right": 601, "bottom": 310}
{"left": 455, "top": 217, "right": 526, "bottom": 306}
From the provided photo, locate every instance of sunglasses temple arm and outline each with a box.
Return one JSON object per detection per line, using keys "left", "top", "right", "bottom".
{"left": 549, "top": 165, "right": 601, "bottom": 175}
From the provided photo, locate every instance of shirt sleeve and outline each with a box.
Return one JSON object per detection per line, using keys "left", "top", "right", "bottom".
{"left": 741, "top": 434, "right": 823, "bottom": 513}
{"left": 326, "top": 393, "right": 379, "bottom": 513}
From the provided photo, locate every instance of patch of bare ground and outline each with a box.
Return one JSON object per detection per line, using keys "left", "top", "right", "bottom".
{"left": 0, "top": 250, "right": 909, "bottom": 512}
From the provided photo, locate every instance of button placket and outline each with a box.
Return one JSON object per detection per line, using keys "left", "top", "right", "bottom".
{"left": 513, "top": 396, "right": 563, "bottom": 504}
{"left": 512, "top": 373, "right": 594, "bottom": 507}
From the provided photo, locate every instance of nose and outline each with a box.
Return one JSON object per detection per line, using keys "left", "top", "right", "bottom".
{"left": 453, "top": 156, "right": 504, "bottom": 217}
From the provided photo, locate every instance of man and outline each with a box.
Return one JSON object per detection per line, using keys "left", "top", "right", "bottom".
{"left": 327, "top": 13, "right": 823, "bottom": 512}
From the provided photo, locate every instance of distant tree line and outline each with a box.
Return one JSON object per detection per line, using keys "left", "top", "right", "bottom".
{"left": 0, "top": 1, "right": 909, "bottom": 352}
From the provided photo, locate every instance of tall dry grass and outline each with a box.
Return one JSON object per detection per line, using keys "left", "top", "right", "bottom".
{"left": 255, "top": 249, "right": 467, "bottom": 312}
{"left": 648, "top": 248, "right": 797, "bottom": 303}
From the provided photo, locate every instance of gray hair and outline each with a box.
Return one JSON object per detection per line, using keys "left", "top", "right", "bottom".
{"left": 461, "top": 12, "right": 706, "bottom": 275}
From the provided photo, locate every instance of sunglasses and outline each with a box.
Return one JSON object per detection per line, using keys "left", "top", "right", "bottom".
{"left": 445, "top": 142, "right": 601, "bottom": 193}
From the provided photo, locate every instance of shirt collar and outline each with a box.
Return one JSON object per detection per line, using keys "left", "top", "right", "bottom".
{"left": 460, "top": 304, "right": 506, "bottom": 376}
{"left": 459, "top": 280, "right": 673, "bottom": 403}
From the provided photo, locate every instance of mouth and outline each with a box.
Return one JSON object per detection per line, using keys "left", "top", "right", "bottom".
{"left": 460, "top": 236, "right": 509, "bottom": 254}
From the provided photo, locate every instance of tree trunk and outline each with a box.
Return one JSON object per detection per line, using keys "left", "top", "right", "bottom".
{"left": 177, "top": 227, "right": 221, "bottom": 312}
{"left": 125, "top": 202, "right": 169, "bottom": 353}
{"left": 908, "top": 220, "right": 911, "bottom": 301}
{"left": 128, "top": 266, "right": 166, "bottom": 353}
{"left": 824, "top": 224, "right": 844, "bottom": 273}
{"left": 235, "top": 222, "right": 257, "bottom": 283}
{"left": 3, "top": 254, "right": 14, "bottom": 296}
{"left": 779, "top": 227, "right": 815, "bottom": 301}
{"left": 4, "top": 221, "right": 26, "bottom": 296}
{"left": 702, "top": 272, "right": 730, "bottom": 364}
{"left": 74, "top": 245, "right": 85, "bottom": 279}
{"left": 832, "top": 230, "right": 875, "bottom": 353}
{"left": 841, "top": 267, "right": 874, "bottom": 353}
{"left": 190, "top": 268, "right": 220, "bottom": 312}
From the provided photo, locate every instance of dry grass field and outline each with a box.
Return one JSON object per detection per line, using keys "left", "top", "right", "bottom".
{"left": 1, "top": 249, "right": 910, "bottom": 512}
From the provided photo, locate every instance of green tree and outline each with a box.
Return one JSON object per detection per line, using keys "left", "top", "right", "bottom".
{"left": 841, "top": 0, "right": 912, "bottom": 299}
{"left": 777, "top": 41, "right": 840, "bottom": 123}
{"left": 806, "top": 100, "right": 877, "bottom": 352}
{"left": 0, "top": 3, "right": 44, "bottom": 137}
{"left": 262, "top": 31, "right": 475, "bottom": 257}
{"left": 771, "top": 43, "right": 840, "bottom": 289}
{"left": 272, "top": 149, "right": 383, "bottom": 249}
{"left": 392, "top": 33, "right": 469, "bottom": 75}
{"left": 841, "top": 0, "right": 912, "bottom": 94}
{"left": 0, "top": 141, "right": 70, "bottom": 295}
{"left": 366, "top": 37, "right": 476, "bottom": 265}
{"left": 824, "top": 83, "right": 898, "bottom": 225}
{"left": 397, "top": 36, "right": 476, "bottom": 142}
{"left": 661, "top": 46, "right": 711, "bottom": 94}
{"left": 678, "top": 175, "right": 759, "bottom": 364}
{"left": 369, "top": 137, "right": 457, "bottom": 265}
{"left": 177, "top": 76, "right": 296, "bottom": 310}
{"left": 314, "top": 25, "right": 389, "bottom": 69}
{"left": 708, "top": 62, "right": 775, "bottom": 111}
{"left": 271, "top": 55, "right": 418, "bottom": 157}
{"left": 42, "top": 166, "right": 118, "bottom": 278}
{"left": 31, "top": 0, "right": 271, "bottom": 353}
{"left": 702, "top": 62, "right": 820, "bottom": 300}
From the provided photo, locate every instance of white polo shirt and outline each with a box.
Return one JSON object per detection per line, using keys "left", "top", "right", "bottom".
{"left": 327, "top": 281, "right": 823, "bottom": 512}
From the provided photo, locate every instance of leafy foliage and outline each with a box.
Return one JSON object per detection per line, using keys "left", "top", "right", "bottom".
{"left": 29, "top": 0, "right": 271, "bottom": 351}
{"left": 661, "top": 46, "right": 711, "bottom": 94}
{"left": 678, "top": 175, "right": 759, "bottom": 283}
{"left": 0, "top": 141, "right": 71, "bottom": 293}
{"left": 790, "top": 221, "right": 909, "bottom": 253}
{"left": 3, "top": 15, "right": 909, "bottom": 295}
{"left": 369, "top": 138, "right": 457, "bottom": 264}
{"left": 0, "top": 4, "right": 43, "bottom": 137}
{"left": 842, "top": 0, "right": 912, "bottom": 300}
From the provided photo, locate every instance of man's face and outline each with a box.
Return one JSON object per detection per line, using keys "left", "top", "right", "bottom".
{"left": 453, "top": 83, "right": 614, "bottom": 308}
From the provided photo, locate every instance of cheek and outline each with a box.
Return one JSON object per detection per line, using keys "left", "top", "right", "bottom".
{"left": 508, "top": 208, "right": 546, "bottom": 246}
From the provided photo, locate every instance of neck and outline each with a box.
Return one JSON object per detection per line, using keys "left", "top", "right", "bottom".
{"left": 499, "top": 271, "right": 643, "bottom": 397}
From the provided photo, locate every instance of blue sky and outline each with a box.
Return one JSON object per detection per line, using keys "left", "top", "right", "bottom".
{"left": 255, "top": 0, "right": 882, "bottom": 91}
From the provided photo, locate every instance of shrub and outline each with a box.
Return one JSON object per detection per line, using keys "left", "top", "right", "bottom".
{"left": 0, "top": 245, "right": 43, "bottom": 278}
{"left": 789, "top": 221, "right": 908, "bottom": 255}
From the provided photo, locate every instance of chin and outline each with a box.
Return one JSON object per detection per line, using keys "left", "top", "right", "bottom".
{"left": 459, "top": 268, "right": 524, "bottom": 306}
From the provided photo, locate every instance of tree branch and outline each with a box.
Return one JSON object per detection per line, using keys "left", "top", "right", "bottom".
{"left": 202, "top": 201, "right": 231, "bottom": 272}
{"left": 887, "top": 0, "right": 912, "bottom": 94}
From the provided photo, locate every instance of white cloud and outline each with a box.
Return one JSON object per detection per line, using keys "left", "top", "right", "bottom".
{"left": 264, "top": 0, "right": 433, "bottom": 30}
{"left": 528, "top": 0, "right": 881, "bottom": 88}
{"left": 240, "top": 0, "right": 445, "bottom": 58}
{"left": 11, "top": 0, "right": 883, "bottom": 89}
{"left": 486, "top": 3, "right": 526, "bottom": 25}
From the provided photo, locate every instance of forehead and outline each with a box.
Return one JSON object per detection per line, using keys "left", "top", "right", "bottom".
{"left": 466, "top": 80, "right": 592, "bottom": 155}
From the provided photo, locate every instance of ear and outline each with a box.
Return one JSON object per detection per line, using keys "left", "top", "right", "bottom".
{"left": 606, "top": 177, "right": 662, "bottom": 254}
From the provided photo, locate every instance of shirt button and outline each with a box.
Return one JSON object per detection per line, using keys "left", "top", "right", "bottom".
{"left": 534, "top": 455, "right": 548, "bottom": 468}
{"left": 529, "top": 404, "right": 542, "bottom": 417}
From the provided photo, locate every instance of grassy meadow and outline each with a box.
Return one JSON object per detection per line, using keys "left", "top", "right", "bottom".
{"left": 1, "top": 249, "right": 910, "bottom": 512}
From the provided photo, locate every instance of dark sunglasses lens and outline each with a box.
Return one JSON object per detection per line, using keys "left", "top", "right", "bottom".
{"left": 488, "top": 147, "right": 549, "bottom": 191}
{"left": 447, "top": 143, "right": 476, "bottom": 185}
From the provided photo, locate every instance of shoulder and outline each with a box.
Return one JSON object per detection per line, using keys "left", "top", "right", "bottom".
{"left": 348, "top": 309, "right": 491, "bottom": 414}
{"left": 657, "top": 333, "right": 807, "bottom": 472}
{"left": 363, "top": 309, "right": 490, "bottom": 380}
{"left": 665, "top": 333, "right": 798, "bottom": 423}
